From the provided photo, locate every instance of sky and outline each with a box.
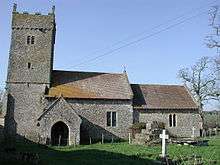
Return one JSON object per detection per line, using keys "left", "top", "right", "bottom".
{"left": 0, "top": 0, "right": 219, "bottom": 109}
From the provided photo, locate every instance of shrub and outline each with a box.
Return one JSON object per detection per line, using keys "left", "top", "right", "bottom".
{"left": 130, "top": 122, "right": 146, "bottom": 130}
{"left": 157, "top": 122, "right": 166, "bottom": 129}
{"left": 129, "top": 123, "right": 146, "bottom": 138}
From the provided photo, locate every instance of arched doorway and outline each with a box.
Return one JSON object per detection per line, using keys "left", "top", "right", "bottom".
{"left": 51, "top": 121, "right": 69, "bottom": 146}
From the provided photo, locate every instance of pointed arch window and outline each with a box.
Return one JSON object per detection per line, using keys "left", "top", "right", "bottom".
{"left": 169, "top": 114, "right": 177, "bottom": 127}
{"left": 169, "top": 114, "right": 172, "bottom": 127}
{"left": 173, "top": 114, "right": 176, "bottom": 127}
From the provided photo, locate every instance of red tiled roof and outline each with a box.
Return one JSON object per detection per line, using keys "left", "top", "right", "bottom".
{"left": 47, "top": 70, "right": 133, "bottom": 100}
{"left": 131, "top": 84, "right": 198, "bottom": 110}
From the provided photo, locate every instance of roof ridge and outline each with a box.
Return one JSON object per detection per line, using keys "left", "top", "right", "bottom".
{"left": 131, "top": 83, "right": 184, "bottom": 87}
{"left": 53, "top": 69, "right": 124, "bottom": 75}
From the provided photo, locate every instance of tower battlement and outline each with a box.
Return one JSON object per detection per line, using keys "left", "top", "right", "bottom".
{"left": 12, "top": 3, "right": 55, "bottom": 16}
{"left": 12, "top": 4, "right": 55, "bottom": 30}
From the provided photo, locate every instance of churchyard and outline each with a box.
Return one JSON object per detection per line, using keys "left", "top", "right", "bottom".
{"left": 0, "top": 135, "right": 219, "bottom": 165}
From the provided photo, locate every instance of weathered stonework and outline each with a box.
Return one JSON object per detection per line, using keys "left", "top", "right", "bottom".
{"left": 136, "top": 109, "right": 202, "bottom": 137}
{"left": 7, "top": 12, "right": 55, "bottom": 84}
{"left": 38, "top": 97, "right": 81, "bottom": 145}
{"left": 4, "top": 7, "right": 55, "bottom": 143}
{"left": 67, "top": 99, "right": 133, "bottom": 141}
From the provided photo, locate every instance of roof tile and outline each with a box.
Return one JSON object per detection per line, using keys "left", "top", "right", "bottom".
{"left": 131, "top": 84, "right": 198, "bottom": 109}
{"left": 47, "top": 70, "right": 133, "bottom": 100}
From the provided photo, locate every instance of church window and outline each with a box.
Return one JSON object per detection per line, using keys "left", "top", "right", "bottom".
{"left": 107, "top": 111, "right": 117, "bottom": 127}
{"left": 112, "top": 112, "right": 117, "bottom": 127}
{"left": 27, "top": 36, "right": 31, "bottom": 44}
{"left": 31, "top": 36, "right": 35, "bottom": 44}
{"left": 28, "top": 62, "right": 31, "bottom": 69}
{"left": 107, "top": 112, "right": 111, "bottom": 126}
{"left": 169, "top": 114, "right": 172, "bottom": 127}
{"left": 169, "top": 114, "right": 177, "bottom": 127}
{"left": 27, "top": 36, "right": 35, "bottom": 45}
{"left": 173, "top": 114, "right": 176, "bottom": 127}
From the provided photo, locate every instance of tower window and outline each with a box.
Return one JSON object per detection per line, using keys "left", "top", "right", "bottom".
{"left": 27, "top": 36, "right": 31, "bottom": 44}
{"left": 28, "top": 62, "right": 31, "bottom": 69}
{"left": 31, "top": 36, "right": 35, "bottom": 44}
{"left": 27, "top": 36, "right": 35, "bottom": 45}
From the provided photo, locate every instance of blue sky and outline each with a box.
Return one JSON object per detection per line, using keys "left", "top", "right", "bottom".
{"left": 0, "top": 0, "right": 219, "bottom": 109}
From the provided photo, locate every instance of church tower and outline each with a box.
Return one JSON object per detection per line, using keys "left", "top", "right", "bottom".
{"left": 7, "top": 4, "right": 56, "bottom": 84}
{"left": 4, "top": 4, "right": 56, "bottom": 142}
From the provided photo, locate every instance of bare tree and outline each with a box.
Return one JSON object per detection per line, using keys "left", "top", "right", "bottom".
{"left": 178, "top": 57, "right": 220, "bottom": 112}
{"left": 202, "top": 6, "right": 220, "bottom": 111}
{"left": 206, "top": 6, "right": 220, "bottom": 50}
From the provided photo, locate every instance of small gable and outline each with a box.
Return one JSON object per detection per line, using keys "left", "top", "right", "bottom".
{"left": 38, "top": 97, "right": 81, "bottom": 122}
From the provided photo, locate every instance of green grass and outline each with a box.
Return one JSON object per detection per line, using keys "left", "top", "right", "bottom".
{"left": 1, "top": 137, "right": 220, "bottom": 165}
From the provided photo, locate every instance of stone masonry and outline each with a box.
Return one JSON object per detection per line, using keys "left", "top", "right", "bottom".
{"left": 138, "top": 110, "right": 201, "bottom": 137}
{"left": 3, "top": 4, "right": 202, "bottom": 146}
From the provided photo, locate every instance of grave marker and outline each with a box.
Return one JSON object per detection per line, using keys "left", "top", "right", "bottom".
{"left": 159, "top": 129, "right": 169, "bottom": 158}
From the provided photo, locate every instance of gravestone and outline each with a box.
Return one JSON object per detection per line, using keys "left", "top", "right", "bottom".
{"left": 159, "top": 129, "right": 169, "bottom": 158}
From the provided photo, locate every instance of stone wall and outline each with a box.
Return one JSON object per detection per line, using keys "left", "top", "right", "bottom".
{"left": 67, "top": 99, "right": 133, "bottom": 142}
{"left": 38, "top": 97, "right": 81, "bottom": 145}
{"left": 4, "top": 83, "right": 133, "bottom": 145}
{"left": 5, "top": 10, "right": 55, "bottom": 144}
{"left": 7, "top": 12, "right": 55, "bottom": 84}
{"left": 4, "top": 83, "right": 48, "bottom": 142}
{"left": 137, "top": 109, "right": 202, "bottom": 138}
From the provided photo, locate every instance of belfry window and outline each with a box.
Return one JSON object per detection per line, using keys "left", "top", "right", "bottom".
{"left": 27, "top": 36, "right": 35, "bottom": 45}
{"left": 31, "top": 36, "right": 35, "bottom": 44}
{"left": 107, "top": 112, "right": 117, "bottom": 127}
{"left": 28, "top": 62, "right": 31, "bottom": 69}
{"left": 169, "top": 114, "right": 177, "bottom": 127}
{"left": 27, "top": 36, "right": 31, "bottom": 44}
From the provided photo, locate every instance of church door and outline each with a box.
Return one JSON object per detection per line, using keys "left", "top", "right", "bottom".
{"left": 51, "top": 121, "right": 69, "bottom": 146}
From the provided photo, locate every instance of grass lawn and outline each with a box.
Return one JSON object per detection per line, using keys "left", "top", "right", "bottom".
{"left": 0, "top": 137, "right": 220, "bottom": 165}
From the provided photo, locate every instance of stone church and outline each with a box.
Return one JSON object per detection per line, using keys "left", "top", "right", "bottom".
{"left": 3, "top": 5, "right": 202, "bottom": 145}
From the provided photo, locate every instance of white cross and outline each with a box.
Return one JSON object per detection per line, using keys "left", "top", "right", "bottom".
{"left": 159, "top": 129, "right": 169, "bottom": 158}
